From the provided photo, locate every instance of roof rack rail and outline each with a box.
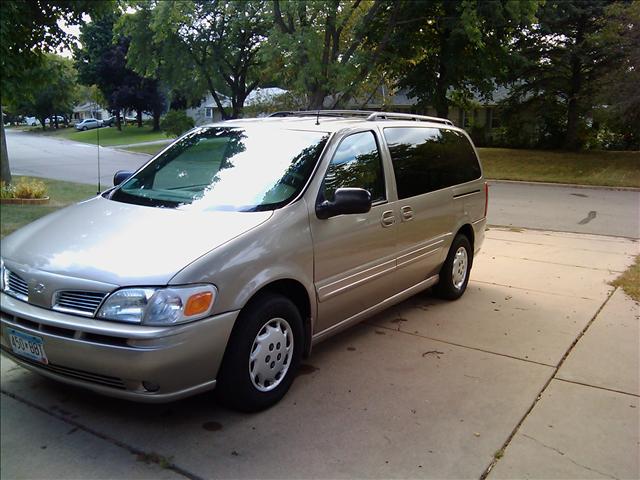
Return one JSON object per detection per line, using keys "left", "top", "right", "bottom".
{"left": 269, "top": 110, "right": 454, "bottom": 126}
{"left": 269, "top": 110, "right": 373, "bottom": 118}
{"left": 366, "top": 112, "right": 453, "bottom": 126}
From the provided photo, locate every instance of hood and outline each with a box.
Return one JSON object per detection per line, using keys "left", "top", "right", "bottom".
{"left": 1, "top": 196, "right": 272, "bottom": 286}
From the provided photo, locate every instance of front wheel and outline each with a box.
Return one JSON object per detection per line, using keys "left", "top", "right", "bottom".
{"left": 216, "top": 293, "right": 303, "bottom": 412}
{"left": 433, "top": 234, "right": 473, "bottom": 300}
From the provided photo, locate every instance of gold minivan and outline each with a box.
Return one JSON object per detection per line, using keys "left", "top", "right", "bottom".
{"left": 1, "top": 111, "right": 487, "bottom": 411}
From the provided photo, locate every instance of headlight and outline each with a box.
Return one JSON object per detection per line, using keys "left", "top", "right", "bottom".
{"left": 97, "top": 284, "right": 217, "bottom": 326}
{"left": 0, "top": 259, "right": 6, "bottom": 292}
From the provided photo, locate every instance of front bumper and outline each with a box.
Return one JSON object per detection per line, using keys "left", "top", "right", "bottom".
{"left": 0, "top": 292, "right": 238, "bottom": 402}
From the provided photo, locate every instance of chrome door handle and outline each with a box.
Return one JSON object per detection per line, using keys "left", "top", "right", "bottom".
{"left": 400, "top": 205, "right": 414, "bottom": 221}
{"left": 381, "top": 210, "right": 395, "bottom": 227}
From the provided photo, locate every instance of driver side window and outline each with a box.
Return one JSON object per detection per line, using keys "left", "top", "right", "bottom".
{"left": 322, "top": 131, "right": 386, "bottom": 203}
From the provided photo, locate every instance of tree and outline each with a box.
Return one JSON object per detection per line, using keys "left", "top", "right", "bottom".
{"left": 507, "top": 0, "right": 614, "bottom": 150}
{"left": 388, "top": 0, "right": 539, "bottom": 119}
{"left": 122, "top": 0, "right": 270, "bottom": 120}
{"left": 75, "top": 12, "right": 166, "bottom": 131}
{"left": 591, "top": 1, "right": 640, "bottom": 148}
{"left": 268, "top": 0, "right": 404, "bottom": 109}
{"left": 0, "top": 0, "right": 113, "bottom": 183}
{"left": 9, "top": 54, "right": 79, "bottom": 130}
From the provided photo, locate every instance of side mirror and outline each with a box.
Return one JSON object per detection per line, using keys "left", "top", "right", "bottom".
{"left": 113, "top": 170, "right": 133, "bottom": 186}
{"left": 316, "top": 187, "right": 372, "bottom": 219}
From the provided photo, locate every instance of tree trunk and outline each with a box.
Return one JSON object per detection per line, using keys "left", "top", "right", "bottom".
{"left": 433, "top": 74, "right": 449, "bottom": 119}
{"left": 563, "top": 18, "right": 585, "bottom": 151}
{"left": 0, "top": 105, "right": 11, "bottom": 184}
{"left": 152, "top": 110, "right": 161, "bottom": 132}
{"left": 116, "top": 112, "right": 122, "bottom": 131}
{"left": 136, "top": 110, "right": 142, "bottom": 127}
{"left": 54, "top": 116, "right": 59, "bottom": 129}
{"left": 308, "top": 87, "right": 326, "bottom": 110}
{"left": 564, "top": 97, "right": 580, "bottom": 150}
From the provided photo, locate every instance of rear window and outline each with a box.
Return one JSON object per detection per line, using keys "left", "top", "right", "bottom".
{"left": 383, "top": 127, "right": 481, "bottom": 199}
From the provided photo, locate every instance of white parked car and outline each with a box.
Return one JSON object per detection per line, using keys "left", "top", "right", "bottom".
{"left": 25, "top": 117, "right": 40, "bottom": 126}
{"left": 75, "top": 118, "right": 102, "bottom": 131}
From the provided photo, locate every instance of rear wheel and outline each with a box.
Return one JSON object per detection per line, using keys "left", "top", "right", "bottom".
{"left": 433, "top": 234, "right": 472, "bottom": 300}
{"left": 216, "top": 293, "right": 303, "bottom": 412}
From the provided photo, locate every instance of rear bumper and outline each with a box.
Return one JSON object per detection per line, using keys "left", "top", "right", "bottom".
{"left": 472, "top": 217, "right": 487, "bottom": 255}
{"left": 0, "top": 292, "right": 238, "bottom": 403}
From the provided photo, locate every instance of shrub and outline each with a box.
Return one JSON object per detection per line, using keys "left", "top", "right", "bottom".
{"left": 160, "top": 110, "right": 195, "bottom": 138}
{"left": 0, "top": 182, "right": 15, "bottom": 199}
{"left": 2, "top": 178, "right": 48, "bottom": 199}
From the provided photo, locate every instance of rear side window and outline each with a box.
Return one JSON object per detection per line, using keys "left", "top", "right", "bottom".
{"left": 384, "top": 127, "right": 481, "bottom": 199}
{"left": 322, "top": 131, "right": 386, "bottom": 202}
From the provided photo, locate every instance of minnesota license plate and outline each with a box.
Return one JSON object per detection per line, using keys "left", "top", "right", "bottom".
{"left": 8, "top": 329, "right": 48, "bottom": 364}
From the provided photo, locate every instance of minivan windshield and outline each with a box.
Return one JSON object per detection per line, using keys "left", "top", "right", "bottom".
{"left": 110, "top": 126, "right": 329, "bottom": 211}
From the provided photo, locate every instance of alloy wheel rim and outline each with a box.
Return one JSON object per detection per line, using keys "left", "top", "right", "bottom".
{"left": 452, "top": 246, "right": 468, "bottom": 289}
{"left": 249, "top": 317, "right": 293, "bottom": 392}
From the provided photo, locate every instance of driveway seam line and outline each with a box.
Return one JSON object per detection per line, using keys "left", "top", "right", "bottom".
{"left": 553, "top": 377, "right": 640, "bottom": 398}
{"left": 364, "top": 323, "right": 556, "bottom": 368}
{"left": 478, "top": 287, "right": 618, "bottom": 479}
{"left": 485, "top": 236, "right": 635, "bottom": 250}
{"left": 487, "top": 224, "right": 639, "bottom": 241}
{"left": 472, "top": 280, "right": 603, "bottom": 300}
{"left": 0, "top": 389, "right": 204, "bottom": 480}
{"left": 484, "top": 255, "right": 625, "bottom": 273}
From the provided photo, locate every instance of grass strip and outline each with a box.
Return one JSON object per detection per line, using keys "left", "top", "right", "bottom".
{"left": 611, "top": 255, "right": 640, "bottom": 302}
{"left": 1, "top": 177, "right": 96, "bottom": 238}
{"left": 478, "top": 148, "right": 640, "bottom": 188}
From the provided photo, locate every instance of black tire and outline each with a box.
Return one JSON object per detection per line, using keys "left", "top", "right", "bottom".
{"left": 81, "top": 126, "right": 87, "bottom": 131}
{"left": 433, "top": 234, "right": 473, "bottom": 300}
{"left": 216, "top": 293, "right": 303, "bottom": 412}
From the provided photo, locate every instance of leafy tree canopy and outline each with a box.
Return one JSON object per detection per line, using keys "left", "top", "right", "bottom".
{"left": 388, "top": 0, "right": 539, "bottom": 118}
{"left": 8, "top": 54, "right": 79, "bottom": 129}
{"left": 120, "top": 0, "right": 271, "bottom": 119}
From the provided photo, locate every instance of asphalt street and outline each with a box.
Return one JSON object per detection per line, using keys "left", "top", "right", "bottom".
{"left": 5, "top": 129, "right": 640, "bottom": 238}
{"left": 5, "top": 129, "right": 150, "bottom": 190}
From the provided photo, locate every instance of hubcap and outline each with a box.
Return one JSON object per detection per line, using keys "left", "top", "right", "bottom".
{"left": 452, "top": 246, "right": 468, "bottom": 289}
{"left": 249, "top": 317, "right": 293, "bottom": 392}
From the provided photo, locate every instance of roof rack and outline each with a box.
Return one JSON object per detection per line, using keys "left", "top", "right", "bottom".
{"left": 269, "top": 110, "right": 454, "bottom": 126}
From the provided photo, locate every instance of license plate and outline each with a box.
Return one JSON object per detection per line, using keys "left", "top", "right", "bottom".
{"left": 8, "top": 329, "right": 48, "bottom": 364}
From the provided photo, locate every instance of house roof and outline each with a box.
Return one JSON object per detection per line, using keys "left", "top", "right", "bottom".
{"left": 202, "top": 88, "right": 288, "bottom": 109}
{"left": 73, "top": 102, "right": 107, "bottom": 113}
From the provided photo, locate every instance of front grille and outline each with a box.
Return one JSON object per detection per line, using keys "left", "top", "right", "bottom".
{"left": 2, "top": 347, "right": 126, "bottom": 389}
{"left": 6, "top": 271, "right": 29, "bottom": 300}
{"left": 54, "top": 291, "right": 107, "bottom": 316}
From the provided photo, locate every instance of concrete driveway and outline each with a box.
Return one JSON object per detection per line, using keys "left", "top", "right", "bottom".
{"left": 2, "top": 227, "right": 638, "bottom": 479}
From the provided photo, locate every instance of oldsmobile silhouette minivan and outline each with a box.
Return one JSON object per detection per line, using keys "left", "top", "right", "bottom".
{"left": 1, "top": 111, "right": 487, "bottom": 411}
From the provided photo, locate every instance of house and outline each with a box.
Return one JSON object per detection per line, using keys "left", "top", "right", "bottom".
{"left": 72, "top": 102, "right": 110, "bottom": 122}
{"left": 187, "top": 87, "right": 288, "bottom": 125}
{"left": 333, "top": 85, "right": 509, "bottom": 134}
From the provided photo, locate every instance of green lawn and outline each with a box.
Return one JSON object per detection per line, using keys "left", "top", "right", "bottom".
{"left": 11, "top": 124, "right": 171, "bottom": 146}
{"left": 478, "top": 148, "right": 640, "bottom": 188}
{"left": 60, "top": 125, "right": 170, "bottom": 146}
{"left": 1, "top": 177, "right": 96, "bottom": 238}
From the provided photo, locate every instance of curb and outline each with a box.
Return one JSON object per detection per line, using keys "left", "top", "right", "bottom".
{"left": 0, "top": 196, "right": 50, "bottom": 205}
{"left": 486, "top": 179, "right": 640, "bottom": 192}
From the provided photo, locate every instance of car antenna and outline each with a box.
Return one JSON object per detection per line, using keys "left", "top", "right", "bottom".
{"left": 315, "top": 110, "right": 320, "bottom": 126}
{"left": 96, "top": 116, "right": 101, "bottom": 195}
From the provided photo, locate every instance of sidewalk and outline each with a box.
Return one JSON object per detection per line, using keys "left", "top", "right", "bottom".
{"left": 1, "top": 228, "right": 638, "bottom": 479}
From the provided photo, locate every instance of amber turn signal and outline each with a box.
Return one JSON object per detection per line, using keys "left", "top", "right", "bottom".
{"left": 184, "top": 291, "right": 214, "bottom": 316}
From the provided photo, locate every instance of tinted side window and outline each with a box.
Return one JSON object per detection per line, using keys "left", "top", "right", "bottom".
{"left": 384, "top": 127, "right": 481, "bottom": 199}
{"left": 384, "top": 127, "right": 443, "bottom": 198}
{"left": 322, "top": 131, "right": 385, "bottom": 202}
{"left": 441, "top": 129, "right": 482, "bottom": 185}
